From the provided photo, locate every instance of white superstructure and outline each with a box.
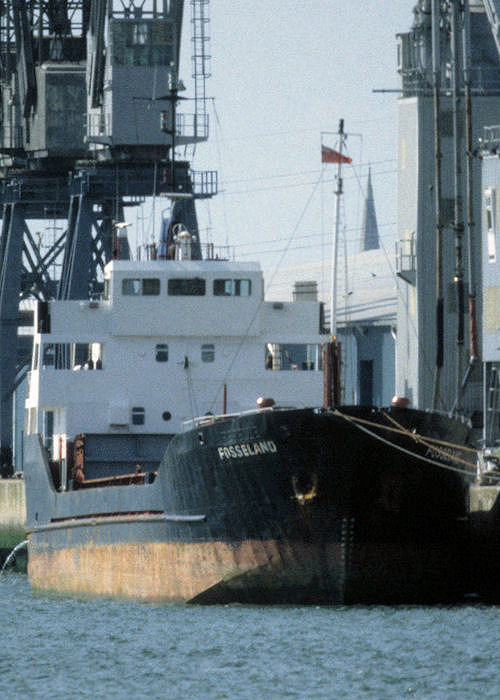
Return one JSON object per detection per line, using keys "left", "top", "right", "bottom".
{"left": 25, "top": 256, "right": 324, "bottom": 460}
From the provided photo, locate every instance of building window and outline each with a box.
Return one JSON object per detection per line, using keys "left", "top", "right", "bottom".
{"left": 131, "top": 407, "right": 145, "bottom": 425}
{"left": 214, "top": 279, "right": 252, "bottom": 296}
{"left": 168, "top": 278, "right": 206, "bottom": 296}
{"left": 201, "top": 344, "right": 215, "bottom": 362}
{"left": 156, "top": 344, "right": 169, "bottom": 362}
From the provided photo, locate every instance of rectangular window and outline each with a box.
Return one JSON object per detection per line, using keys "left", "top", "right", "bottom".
{"left": 213, "top": 279, "right": 232, "bottom": 296}
{"left": 485, "top": 188, "right": 497, "bottom": 263}
{"left": 32, "top": 343, "right": 39, "bottom": 371}
{"left": 201, "top": 344, "right": 215, "bottom": 362}
{"left": 112, "top": 19, "right": 174, "bottom": 67}
{"left": 42, "top": 410, "right": 54, "bottom": 452}
{"left": 42, "top": 342, "right": 103, "bottom": 370}
{"left": 213, "top": 279, "right": 252, "bottom": 296}
{"left": 122, "top": 278, "right": 160, "bottom": 295}
{"left": 122, "top": 278, "right": 141, "bottom": 295}
{"left": 235, "top": 279, "right": 251, "bottom": 296}
{"left": 72, "top": 343, "right": 89, "bottom": 368}
{"left": 132, "top": 22, "right": 148, "bottom": 45}
{"left": 265, "top": 343, "right": 322, "bottom": 371}
{"left": 156, "top": 343, "right": 169, "bottom": 362}
{"left": 50, "top": 343, "right": 71, "bottom": 370}
{"left": 42, "top": 344, "right": 55, "bottom": 368}
{"left": 168, "top": 278, "right": 206, "bottom": 296}
{"left": 131, "top": 407, "right": 145, "bottom": 425}
{"left": 142, "top": 278, "right": 160, "bottom": 295}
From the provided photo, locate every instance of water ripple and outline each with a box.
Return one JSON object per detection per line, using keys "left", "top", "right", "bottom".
{"left": 1, "top": 576, "right": 500, "bottom": 699}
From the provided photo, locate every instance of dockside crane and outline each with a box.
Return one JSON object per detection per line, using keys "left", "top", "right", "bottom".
{"left": 0, "top": 0, "right": 216, "bottom": 474}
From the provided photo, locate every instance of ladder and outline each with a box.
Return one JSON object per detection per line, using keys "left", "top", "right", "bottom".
{"left": 190, "top": 0, "right": 211, "bottom": 148}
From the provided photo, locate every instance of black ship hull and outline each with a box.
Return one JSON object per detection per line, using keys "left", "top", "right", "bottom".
{"left": 25, "top": 406, "right": 476, "bottom": 604}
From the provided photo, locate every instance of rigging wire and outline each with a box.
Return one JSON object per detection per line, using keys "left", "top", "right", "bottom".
{"left": 207, "top": 171, "right": 325, "bottom": 413}
{"left": 224, "top": 167, "right": 397, "bottom": 197}
{"left": 210, "top": 99, "right": 231, "bottom": 247}
{"left": 224, "top": 158, "right": 396, "bottom": 186}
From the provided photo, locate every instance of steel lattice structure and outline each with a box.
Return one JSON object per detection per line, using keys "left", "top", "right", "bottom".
{"left": 0, "top": 1, "right": 216, "bottom": 473}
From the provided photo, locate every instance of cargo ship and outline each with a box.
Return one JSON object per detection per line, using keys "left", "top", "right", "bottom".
{"left": 22, "top": 227, "right": 477, "bottom": 604}
{"left": 20, "top": 0, "right": 485, "bottom": 605}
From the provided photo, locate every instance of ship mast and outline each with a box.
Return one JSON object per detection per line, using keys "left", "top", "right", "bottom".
{"left": 450, "top": 0, "right": 466, "bottom": 414}
{"left": 431, "top": 0, "right": 445, "bottom": 410}
{"left": 330, "top": 118, "right": 346, "bottom": 339}
{"left": 323, "top": 118, "right": 347, "bottom": 408}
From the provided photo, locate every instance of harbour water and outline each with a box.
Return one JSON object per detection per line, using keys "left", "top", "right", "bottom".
{"left": 1, "top": 574, "right": 499, "bottom": 699}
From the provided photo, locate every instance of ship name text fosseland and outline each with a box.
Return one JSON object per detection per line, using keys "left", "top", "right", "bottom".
{"left": 217, "top": 440, "right": 278, "bottom": 460}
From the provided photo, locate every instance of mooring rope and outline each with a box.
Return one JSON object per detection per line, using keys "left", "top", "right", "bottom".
{"left": 334, "top": 409, "right": 477, "bottom": 454}
{"left": 328, "top": 408, "right": 477, "bottom": 476}
{"left": 379, "top": 409, "right": 478, "bottom": 454}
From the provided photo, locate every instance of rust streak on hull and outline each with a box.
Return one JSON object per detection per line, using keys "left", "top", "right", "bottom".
{"left": 28, "top": 539, "right": 346, "bottom": 603}
{"left": 27, "top": 538, "right": 465, "bottom": 604}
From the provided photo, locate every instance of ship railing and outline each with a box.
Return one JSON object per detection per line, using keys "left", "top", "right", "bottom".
{"left": 183, "top": 413, "right": 241, "bottom": 430}
{"left": 202, "top": 243, "right": 233, "bottom": 260}
{"left": 183, "top": 406, "right": 293, "bottom": 431}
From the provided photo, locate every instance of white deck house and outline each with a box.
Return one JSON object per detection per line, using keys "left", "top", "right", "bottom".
{"left": 25, "top": 258, "right": 325, "bottom": 460}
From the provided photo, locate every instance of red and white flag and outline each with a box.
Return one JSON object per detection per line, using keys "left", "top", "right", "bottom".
{"left": 321, "top": 145, "right": 352, "bottom": 164}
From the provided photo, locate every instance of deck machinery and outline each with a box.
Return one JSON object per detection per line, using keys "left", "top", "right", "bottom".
{"left": 0, "top": 0, "right": 216, "bottom": 474}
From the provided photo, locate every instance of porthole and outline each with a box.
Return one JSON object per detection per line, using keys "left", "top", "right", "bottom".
{"left": 162, "top": 411, "right": 172, "bottom": 421}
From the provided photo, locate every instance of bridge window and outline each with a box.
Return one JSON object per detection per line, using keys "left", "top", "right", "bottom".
{"left": 142, "top": 278, "right": 160, "bottom": 295}
{"left": 122, "top": 278, "right": 160, "bottom": 295}
{"left": 168, "top": 278, "right": 206, "bottom": 296}
{"left": 122, "top": 278, "right": 141, "bottom": 295}
{"left": 213, "top": 279, "right": 252, "bottom": 297}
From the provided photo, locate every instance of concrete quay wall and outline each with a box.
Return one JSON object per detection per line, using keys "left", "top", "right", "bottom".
{"left": 0, "top": 479, "right": 27, "bottom": 569}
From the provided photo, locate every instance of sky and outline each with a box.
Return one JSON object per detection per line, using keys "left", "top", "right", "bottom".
{"left": 136, "top": 1, "right": 417, "bottom": 299}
